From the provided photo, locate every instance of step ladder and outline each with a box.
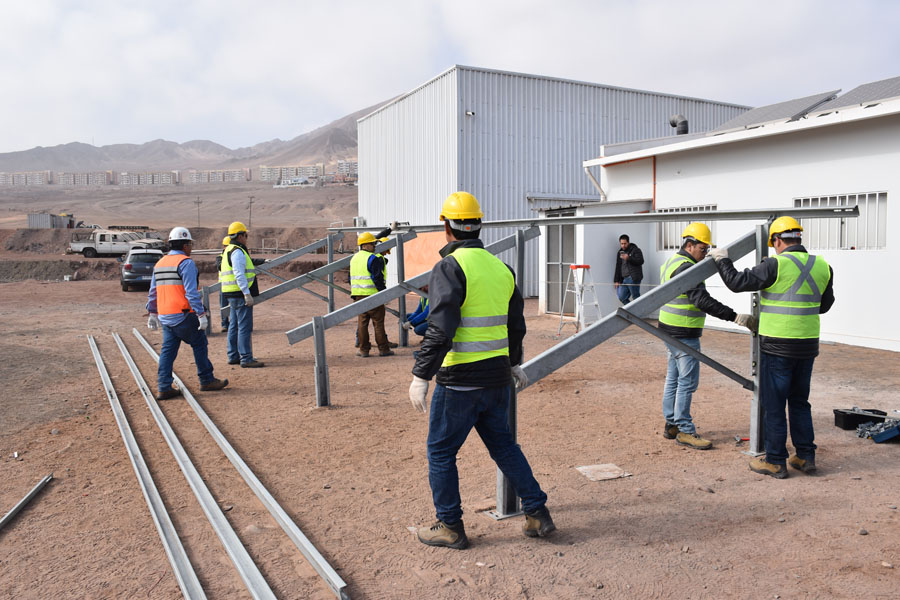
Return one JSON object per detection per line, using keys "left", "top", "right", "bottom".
{"left": 557, "top": 264, "right": 602, "bottom": 336}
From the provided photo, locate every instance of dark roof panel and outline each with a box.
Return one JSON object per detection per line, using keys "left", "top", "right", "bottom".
{"left": 813, "top": 75, "right": 900, "bottom": 112}
{"left": 711, "top": 90, "right": 838, "bottom": 133}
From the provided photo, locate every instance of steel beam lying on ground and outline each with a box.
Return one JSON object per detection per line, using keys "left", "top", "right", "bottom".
{"left": 132, "top": 329, "right": 349, "bottom": 600}
{"left": 87, "top": 336, "right": 206, "bottom": 599}
{"left": 0, "top": 474, "right": 54, "bottom": 533}
{"left": 286, "top": 226, "right": 540, "bottom": 345}
{"left": 112, "top": 333, "right": 276, "bottom": 600}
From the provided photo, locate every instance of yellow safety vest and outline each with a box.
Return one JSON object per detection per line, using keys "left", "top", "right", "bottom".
{"left": 658, "top": 253, "right": 706, "bottom": 330}
{"left": 441, "top": 247, "right": 513, "bottom": 367}
{"left": 219, "top": 245, "right": 256, "bottom": 293}
{"left": 760, "top": 252, "right": 830, "bottom": 339}
{"left": 350, "top": 250, "right": 377, "bottom": 296}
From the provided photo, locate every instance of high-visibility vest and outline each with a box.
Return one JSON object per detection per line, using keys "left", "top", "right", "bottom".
{"left": 441, "top": 247, "right": 513, "bottom": 367}
{"left": 658, "top": 253, "right": 706, "bottom": 330}
{"left": 219, "top": 245, "right": 255, "bottom": 293}
{"left": 154, "top": 253, "right": 192, "bottom": 315}
{"left": 760, "top": 252, "right": 831, "bottom": 339}
{"left": 350, "top": 250, "right": 377, "bottom": 296}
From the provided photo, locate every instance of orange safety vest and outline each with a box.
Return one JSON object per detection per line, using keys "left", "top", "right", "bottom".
{"left": 154, "top": 254, "right": 192, "bottom": 315}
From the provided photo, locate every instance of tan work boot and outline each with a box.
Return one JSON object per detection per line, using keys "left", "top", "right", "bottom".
{"left": 199, "top": 378, "right": 229, "bottom": 391}
{"left": 417, "top": 520, "right": 468, "bottom": 549}
{"left": 676, "top": 432, "right": 713, "bottom": 450}
{"left": 749, "top": 457, "right": 788, "bottom": 479}
{"left": 788, "top": 455, "right": 816, "bottom": 474}
{"left": 523, "top": 506, "right": 556, "bottom": 538}
{"left": 663, "top": 423, "right": 679, "bottom": 439}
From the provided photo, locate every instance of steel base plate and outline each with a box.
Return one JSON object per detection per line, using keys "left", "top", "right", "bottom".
{"left": 483, "top": 509, "right": 523, "bottom": 521}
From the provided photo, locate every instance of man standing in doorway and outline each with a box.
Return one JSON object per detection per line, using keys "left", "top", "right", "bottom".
{"left": 614, "top": 234, "right": 644, "bottom": 304}
{"left": 409, "top": 191, "right": 554, "bottom": 550}
{"left": 220, "top": 221, "right": 264, "bottom": 368}
{"left": 658, "top": 223, "right": 756, "bottom": 450}
{"left": 709, "top": 217, "right": 834, "bottom": 478}
{"left": 146, "top": 227, "right": 228, "bottom": 400}
{"left": 350, "top": 232, "right": 394, "bottom": 357}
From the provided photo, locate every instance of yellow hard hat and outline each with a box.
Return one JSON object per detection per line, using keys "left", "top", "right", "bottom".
{"left": 222, "top": 236, "right": 231, "bottom": 246}
{"left": 228, "top": 221, "right": 248, "bottom": 236}
{"left": 681, "top": 222, "right": 712, "bottom": 246}
{"left": 357, "top": 232, "right": 377, "bottom": 246}
{"left": 768, "top": 216, "right": 803, "bottom": 247}
{"left": 378, "top": 237, "right": 391, "bottom": 254}
{"left": 440, "top": 191, "right": 483, "bottom": 221}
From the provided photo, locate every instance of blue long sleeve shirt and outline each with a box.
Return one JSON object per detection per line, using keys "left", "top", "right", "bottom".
{"left": 408, "top": 297, "right": 430, "bottom": 326}
{"left": 146, "top": 251, "right": 205, "bottom": 326}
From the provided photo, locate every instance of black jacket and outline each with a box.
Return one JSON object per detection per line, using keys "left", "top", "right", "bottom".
{"left": 412, "top": 239, "right": 526, "bottom": 388}
{"left": 714, "top": 244, "right": 835, "bottom": 358}
{"left": 613, "top": 242, "right": 644, "bottom": 283}
{"left": 658, "top": 249, "right": 737, "bottom": 339}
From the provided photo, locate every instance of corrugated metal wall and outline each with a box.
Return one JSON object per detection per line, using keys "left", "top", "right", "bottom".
{"left": 359, "top": 65, "right": 748, "bottom": 296}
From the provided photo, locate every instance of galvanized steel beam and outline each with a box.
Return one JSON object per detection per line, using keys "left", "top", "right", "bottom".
{"left": 0, "top": 474, "right": 54, "bottom": 533}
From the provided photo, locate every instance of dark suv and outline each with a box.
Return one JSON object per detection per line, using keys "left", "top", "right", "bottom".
{"left": 120, "top": 248, "right": 163, "bottom": 291}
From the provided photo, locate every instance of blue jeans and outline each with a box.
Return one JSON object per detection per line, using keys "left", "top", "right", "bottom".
{"left": 616, "top": 277, "right": 641, "bottom": 303}
{"left": 662, "top": 337, "right": 701, "bottom": 434}
{"left": 760, "top": 352, "right": 817, "bottom": 466}
{"left": 226, "top": 296, "right": 254, "bottom": 364}
{"left": 427, "top": 384, "right": 547, "bottom": 524}
{"left": 158, "top": 313, "right": 214, "bottom": 392}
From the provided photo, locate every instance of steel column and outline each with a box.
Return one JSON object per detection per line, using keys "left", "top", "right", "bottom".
{"left": 327, "top": 234, "right": 335, "bottom": 313}
{"left": 747, "top": 223, "right": 769, "bottom": 456}
{"left": 313, "top": 316, "right": 330, "bottom": 407}
{"left": 396, "top": 235, "right": 408, "bottom": 347}
{"left": 516, "top": 229, "right": 526, "bottom": 295}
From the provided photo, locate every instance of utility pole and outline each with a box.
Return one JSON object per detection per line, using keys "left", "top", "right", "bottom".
{"left": 248, "top": 195, "right": 255, "bottom": 229}
{"left": 194, "top": 196, "right": 201, "bottom": 228}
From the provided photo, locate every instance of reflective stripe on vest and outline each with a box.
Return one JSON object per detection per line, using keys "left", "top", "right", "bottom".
{"left": 219, "top": 245, "right": 255, "bottom": 293}
{"left": 441, "top": 247, "right": 513, "bottom": 367}
{"left": 154, "top": 253, "right": 192, "bottom": 315}
{"left": 350, "top": 250, "right": 377, "bottom": 296}
{"left": 759, "top": 252, "right": 830, "bottom": 339}
{"left": 657, "top": 253, "right": 706, "bottom": 329}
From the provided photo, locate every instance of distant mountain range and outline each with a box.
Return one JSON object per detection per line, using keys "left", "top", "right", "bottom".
{"left": 0, "top": 100, "right": 388, "bottom": 174}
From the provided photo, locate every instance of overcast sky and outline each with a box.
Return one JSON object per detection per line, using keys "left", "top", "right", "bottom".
{"left": 2, "top": 0, "right": 898, "bottom": 154}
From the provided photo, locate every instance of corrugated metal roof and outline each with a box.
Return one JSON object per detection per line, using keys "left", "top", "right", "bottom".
{"left": 711, "top": 90, "right": 838, "bottom": 133}
{"left": 813, "top": 75, "right": 900, "bottom": 113}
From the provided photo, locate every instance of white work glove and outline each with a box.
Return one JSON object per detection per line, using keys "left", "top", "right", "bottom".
{"left": 409, "top": 376, "right": 430, "bottom": 413}
{"left": 708, "top": 247, "right": 729, "bottom": 262}
{"left": 734, "top": 313, "right": 759, "bottom": 333}
{"left": 243, "top": 293, "right": 254, "bottom": 307}
{"left": 402, "top": 321, "right": 413, "bottom": 331}
{"left": 147, "top": 314, "right": 160, "bottom": 330}
{"left": 198, "top": 314, "right": 209, "bottom": 331}
{"left": 511, "top": 365, "right": 528, "bottom": 390}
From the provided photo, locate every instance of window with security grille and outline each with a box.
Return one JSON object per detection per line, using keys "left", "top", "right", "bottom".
{"left": 793, "top": 192, "right": 887, "bottom": 250}
{"left": 656, "top": 205, "right": 716, "bottom": 251}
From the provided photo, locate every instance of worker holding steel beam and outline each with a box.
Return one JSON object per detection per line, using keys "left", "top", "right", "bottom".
{"left": 409, "top": 191, "right": 554, "bottom": 550}
{"left": 221, "top": 221, "right": 265, "bottom": 368}
{"left": 710, "top": 217, "right": 834, "bottom": 478}
{"left": 658, "top": 223, "right": 757, "bottom": 450}
{"left": 350, "top": 232, "right": 394, "bottom": 357}
{"left": 146, "top": 227, "right": 228, "bottom": 400}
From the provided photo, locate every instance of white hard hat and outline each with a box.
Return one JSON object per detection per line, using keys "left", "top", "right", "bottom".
{"left": 168, "top": 226, "right": 192, "bottom": 241}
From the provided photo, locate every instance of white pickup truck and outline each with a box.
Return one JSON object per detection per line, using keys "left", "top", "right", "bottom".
{"left": 67, "top": 230, "right": 166, "bottom": 258}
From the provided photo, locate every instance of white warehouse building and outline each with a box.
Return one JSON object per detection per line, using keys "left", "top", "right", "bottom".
{"left": 357, "top": 65, "right": 748, "bottom": 296}
{"left": 574, "top": 75, "right": 900, "bottom": 352}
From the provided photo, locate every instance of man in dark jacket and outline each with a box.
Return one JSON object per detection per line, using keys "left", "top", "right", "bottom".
{"left": 709, "top": 216, "right": 834, "bottom": 478}
{"left": 613, "top": 234, "right": 644, "bottom": 303}
{"left": 409, "top": 191, "right": 554, "bottom": 550}
{"left": 658, "top": 223, "right": 756, "bottom": 450}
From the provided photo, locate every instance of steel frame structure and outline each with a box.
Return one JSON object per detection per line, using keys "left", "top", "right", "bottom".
{"left": 0, "top": 474, "right": 54, "bottom": 533}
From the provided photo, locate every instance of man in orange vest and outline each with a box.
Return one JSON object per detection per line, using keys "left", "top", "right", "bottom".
{"left": 146, "top": 227, "right": 228, "bottom": 400}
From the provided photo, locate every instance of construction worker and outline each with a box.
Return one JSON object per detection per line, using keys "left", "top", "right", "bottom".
{"left": 220, "top": 221, "right": 264, "bottom": 368}
{"left": 216, "top": 235, "right": 231, "bottom": 332}
{"left": 403, "top": 284, "right": 430, "bottom": 336}
{"left": 146, "top": 227, "right": 228, "bottom": 400}
{"left": 658, "top": 223, "right": 756, "bottom": 450}
{"left": 350, "top": 232, "right": 393, "bottom": 357}
{"left": 710, "top": 216, "right": 834, "bottom": 478}
{"left": 409, "top": 191, "right": 554, "bottom": 549}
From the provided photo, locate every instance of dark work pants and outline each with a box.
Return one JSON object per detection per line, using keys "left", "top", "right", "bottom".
{"left": 759, "top": 352, "right": 817, "bottom": 465}
{"left": 353, "top": 297, "right": 388, "bottom": 353}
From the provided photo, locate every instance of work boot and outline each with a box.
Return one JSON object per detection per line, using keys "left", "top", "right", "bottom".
{"left": 676, "top": 432, "right": 713, "bottom": 450}
{"left": 523, "top": 506, "right": 556, "bottom": 538}
{"left": 156, "top": 388, "right": 181, "bottom": 401}
{"left": 227, "top": 358, "right": 240, "bottom": 365}
{"left": 379, "top": 350, "right": 395, "bottom": 357}
{"left": 357, "top": 350, "right": 370, "bottom": 358}
{"left": 241, "top": 360, "right": 265, "bottom": 368}
{"left": 749, "top": 457, "right": 788, "bottom": 479}
{"left": 387, "top": 341, "right": 399, "bottom": 348}
{"left": 663, "top": 423, "right": 679, "bottom": 439}
{"left": 417, "top": 520, "right": 469, "bottom": 549}
{"left": 788, "top": 455, "right": 817, "bottom": 474}
{"left": 199, "top": 378, "right": 229, "bottom": 391}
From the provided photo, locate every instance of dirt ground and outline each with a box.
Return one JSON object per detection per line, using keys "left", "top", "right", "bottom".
{"left": 1, "top": 253, "right": 899, "bottom": 599}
